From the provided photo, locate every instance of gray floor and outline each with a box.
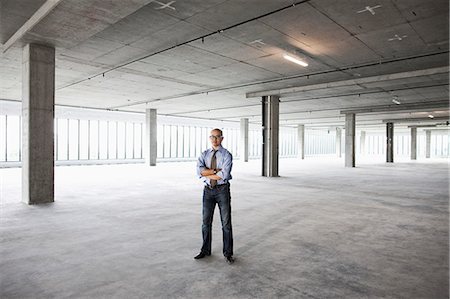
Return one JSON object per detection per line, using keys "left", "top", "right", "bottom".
{"left": 1, "top": 158, "right": 449, "bottom": 298}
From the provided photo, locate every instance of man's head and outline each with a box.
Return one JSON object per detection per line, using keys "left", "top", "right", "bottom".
{"left": 209, "top": 128, "right": 223, "bottom": 148}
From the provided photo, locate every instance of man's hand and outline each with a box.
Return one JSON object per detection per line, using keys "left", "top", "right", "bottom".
{"left": 200, "top": 168, "right": 221, "bottom": 176}
{"left": 205, "top": 174, "right": 221, "bottom": 180}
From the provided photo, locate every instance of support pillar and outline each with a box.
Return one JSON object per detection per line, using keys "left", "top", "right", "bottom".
{"left": 145, "top": 108, "right": 157, "bottom": 166}
{"left": 386, "top": 123, "right": 394, "bottom": 163}
{"left": 22, "top": 43, "right": 55, "bottom": 204}
{"left": 425, "top": 130, "right": 431, "bottom": 158}
{"left": 297, "top": 124, "right": 305, "bottom": 159}
{"left": 345, "top": 113, "right": 355, "bottom": 167}
{"left": 336, "top": 128, "right": 342, "bottom": 158}
{"left": 240, "top": 118, "right": 249, "bottom": 162}
{"left": 360, "top": 131, "right": 366, "bottom": 155}
{"left": 410, "top": 127, "right": 417, "bottom": 160}
{"left": 262, "top": 96, "right": 279, "bottom": 177}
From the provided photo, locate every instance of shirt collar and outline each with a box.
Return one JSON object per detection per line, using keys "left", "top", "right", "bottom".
{"left": 210, "top": 145, "right": 223, "bottom": 152}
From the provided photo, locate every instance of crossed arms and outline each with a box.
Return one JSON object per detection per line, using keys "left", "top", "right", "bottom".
{"left": 200, "top": 168, "right": 222, "bottom": 180}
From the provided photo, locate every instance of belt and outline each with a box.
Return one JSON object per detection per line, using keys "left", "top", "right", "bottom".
{"left": 205, "top": 183, "right": 228, "bottom": 190}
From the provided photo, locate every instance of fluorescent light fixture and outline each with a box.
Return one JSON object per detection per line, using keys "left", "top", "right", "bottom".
{"left": 392, "top": 99, "right": 401, "bottom": 105}
{"left": 428, "top": 114, "right": 434, "bottom": 118}
{"left": 283, "top": 54, "right": 308, "bottom": 67}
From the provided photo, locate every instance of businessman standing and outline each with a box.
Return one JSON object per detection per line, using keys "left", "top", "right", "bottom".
{"left": 195, "top": 128, "right": 234, "bottom": 264}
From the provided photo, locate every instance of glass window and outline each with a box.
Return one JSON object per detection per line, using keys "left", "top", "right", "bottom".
{"left": 0, "top": 115, "right": 6, "bottom": 162}
{"left": 177, "top": 126, "right": 184, "bottom": 158}
{"left": 171, "top": 125, "right": 177, "bottom": 158}
{"left": 6, "top": 115, "right": 20, "bottom": 161}
{"left": 108, "top": 121, "right": 117, "bottom": 159}
{"left": 57, "top": 118, "right": 68, "bottom": 161}
{"left": 134, "top": 123, "right": 142, "bottom": 159}
{"left": 126, "top": 122, "right": 134, "bottom": 159}
{"left": 99, "top": 121, "right": 108, "bottom": 160}
{"left": 117, "top": 122, "right": 126, "bottom": 159}
{"left": 68, "top": 119, "right": 79, "bottom": 160}
{"left": 183, "top": 126, "right": 190, "bottom": 158}
{"left": 163, "top": 125, "right": 171, "bottom": 158}
{"left": 157, "top": 124, "right": 163, "bottom": 158}
{"left": 190, "top": 127, "right": 196, "bottom": 158}
{"left": 89, "top": 120, "right": 99, "bottom": 160}
{"left": 79, "top": 120, "right": 89, "bottom": 160}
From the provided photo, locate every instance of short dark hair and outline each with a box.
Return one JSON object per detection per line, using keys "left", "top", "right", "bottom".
{"left": 211, "top": 128, "right": 223, "bottom": 136}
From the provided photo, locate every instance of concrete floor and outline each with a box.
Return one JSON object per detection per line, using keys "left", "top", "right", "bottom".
{"left": 1, "top": 158, "right": 449, "bottom": 298}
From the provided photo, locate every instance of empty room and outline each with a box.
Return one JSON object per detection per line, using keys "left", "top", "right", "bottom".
{"left": 1, "top": 0, "right": 449, "bottom": 298}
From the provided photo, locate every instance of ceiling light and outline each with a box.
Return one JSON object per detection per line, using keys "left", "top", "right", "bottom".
{"left": 392, "top": 97, "right": 401, "bottom": 105}
{"left": 283, "top": 54, "right": 308, "bottom": 67}
{"left": 428, "top": 114, "right": 434, "bottom": 119}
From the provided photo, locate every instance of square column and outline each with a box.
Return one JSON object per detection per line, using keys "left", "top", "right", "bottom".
{"left": 297, "top": 124, "right": 305, "bottom": 159}
{"left": 410, "top": 127, "right": 417, "bottom": 160}
{"left": 386, "top": 123, "right": 394, "bottom": 163}
{"left": 240, "top": 118, "right": 249, "bottom": 162}
{"left": 425, "top": 130, "right": 431, "bottom": 158}
{"left": 22, "top": 44, "right": 55, "bottom": 204}
{"left": 145, "top": 108, "right": 157, "bottom": 166}
{"left": 345, "top": 113, "right": 355, "bottom": 167}
{"left": 360, "top": 131, "right": 366, "bottom": 155}
{"left": 262, "top": 96, "right": 279, "bottom": 177}
{"left": 336, "top": 128, "right": 342, "bottom": 158}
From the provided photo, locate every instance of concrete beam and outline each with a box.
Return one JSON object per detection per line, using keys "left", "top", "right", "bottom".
{"left": 262, "top": 96, "right": 279, "bottom": 177}
{"left": 2, "top": 0, "right": 64, "bottom": 52}
{"left": 410, "top": 127, "right": 417, "bottom": 160}
{"left": 336, "top": 128, "right": 342, "bottom": 158}
{"left": 340, "top": 101, "right": 449, "bottom": 115}
{"left": 246, "top": 67, "right": 449, "bottom": 98}
{"left": 425, "top": 130, "right": 431, "bottom": 158}
{"left": 386, "top": 123, "right": 394, "bottom": 163}
{"left": 297, "top": 125, "right": 305, "bottom": 159}
{"left": 22, "top": 43, "right": 55, "bottom": 204}
{"left": 145, "top": 109, "right": 157, "bottom": 166}
{"left": 240, "top": 118, "right": 249, "bottom": 162}
{"left": 382, "top": 117, "right": 449, "bottom": 123}
{"left": 345, "top": 113, "right": 355, "bottom": 167}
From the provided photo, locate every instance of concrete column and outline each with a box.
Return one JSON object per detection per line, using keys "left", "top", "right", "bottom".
{"left": 145, "top": 108, "right": 157, "bottom": 166}
{"left": 360, "top": 131, "right": 366, "bottom": 155}
{"left": 297, "top": 124, "right": 305, "bottom": 159}
{"left": 386, "top": 123, "right": 394, "bottom": 163}
{"left": 425, "top": 130, "right": 431, "bottom": 158}
{"left": 345, "top": 113, "right": 355, "bottom": 167}
{"left": 22, "top": 44, "right": 55, "bottom": 204}
{"left": 410, "top": 127, "right": 417, "bottom": 160}
{"left": 240, "top": 118, "right": 249, "bottom": 162}
{"left": 262, "top": 95, "right": 279, "bottom": 177}
{"left": 336, "top": 128, "right": 342, "bottom": 158}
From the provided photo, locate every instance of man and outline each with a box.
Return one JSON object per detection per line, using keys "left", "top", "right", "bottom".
{"left": 195, "top": 128, "right": 234, "bottom": 264}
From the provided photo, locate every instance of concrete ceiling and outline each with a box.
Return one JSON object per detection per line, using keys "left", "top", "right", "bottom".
{"left": 1, "top": 0, "right": 449, "bottom": 129}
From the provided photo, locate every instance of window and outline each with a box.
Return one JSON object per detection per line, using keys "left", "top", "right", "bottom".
{"left": 134, "top": 123, "right": 142, "bottom": 159}
{"left": 108, "top": 121, "right": 117, "bottom": 159}
{"left": 117, "top": 122, "right": 126, "bottom": 159}
{"left": 89, "top": 120, "right": 99, "bottom": 160}
{"left": 68, "top": 119, "right": 79, "bottom": 160}
{"left": 0, "top": 115, "right": 6, "bottom": 162}
{"left": 57, "top": 118, "right": 68, "bottom": 160}
{"left": 79, "top": 120, "right": 89, "bottom": 160}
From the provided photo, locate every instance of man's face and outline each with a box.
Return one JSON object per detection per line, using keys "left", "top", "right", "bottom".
{"left": 209, "top": 130, "right": 223, "bottom": 147}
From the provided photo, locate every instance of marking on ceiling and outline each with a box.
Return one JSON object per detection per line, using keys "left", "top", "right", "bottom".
{"left": 357, "top": 5, "right": 381, "bottom": 15}
{"left": 250, "top": 39, "right": 266, "bottom": 45}
{"left": 388, "top": 34, "right": 408, "bottom": 41}
{"left": 154, "top": 1, "right": 176, "bottom": 10}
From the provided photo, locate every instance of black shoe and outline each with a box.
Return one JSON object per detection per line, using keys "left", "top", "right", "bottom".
{"left": 225, "top": 256, "right": 234, "bottom": 264}
{"left": 194, "top": 252, "right": 209, "bottom": 259}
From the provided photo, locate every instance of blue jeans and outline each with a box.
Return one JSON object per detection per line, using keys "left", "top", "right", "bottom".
{"left": 201, "top": 183, "right": 233, "bottom": 257}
